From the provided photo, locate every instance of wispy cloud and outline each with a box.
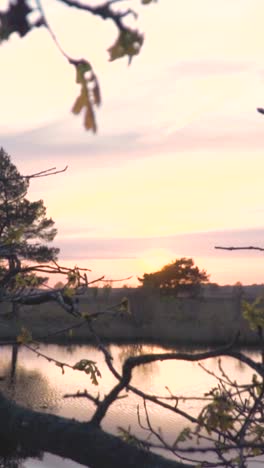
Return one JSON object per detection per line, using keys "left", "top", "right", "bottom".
{"left": 0, "top": 124, "right": 143, "bottom": 159}
{"left": 56, "top": 227, "right": 264, "bottom": 260}
{"left": 1, "top": 109, "right": 264, "bottom": 169}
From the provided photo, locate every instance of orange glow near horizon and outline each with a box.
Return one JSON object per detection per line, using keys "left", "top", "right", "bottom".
{"left": 47, "top": 253, "right": 264, "bottom": 289}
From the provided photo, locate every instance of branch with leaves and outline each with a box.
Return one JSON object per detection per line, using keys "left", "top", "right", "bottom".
{"left": 0, "top": 0, "right": 154, "bottom": 132}
{"left": 24, "top": 312, "right": 264, "bottom": 467}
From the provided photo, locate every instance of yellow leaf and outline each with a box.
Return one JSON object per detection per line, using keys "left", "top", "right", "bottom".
{"left": 72, "top": 94, "right": 86, "bottom": 115}
{"left": 81, "top": 312, "right": 91, "bottom": 320}
{"left": 17, "top": 327, "right": 32, "bottom": 344}
{"left": 75, "top": 67, "right": 84, "bottom": 84}
{"left": 64, "top": 287, "right": 75, "bottom": 298}
{"left": 118, "top": 297, "right": 131, "bottom": 314}
{"left": 108, "top": 40, "right": 125, "bottom": 61}
{"left": 93, "top": 82, "right": 101, "bottom": 106}
{"left": 71, "top": 61, "right": 98, "bottom": 132}
{"left": 84, "top": 104, "right": 96, "bottom": 132}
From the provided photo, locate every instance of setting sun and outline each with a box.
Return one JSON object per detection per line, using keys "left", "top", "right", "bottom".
{"left": 140, "top": 248, "right": 175, "bottom": 274}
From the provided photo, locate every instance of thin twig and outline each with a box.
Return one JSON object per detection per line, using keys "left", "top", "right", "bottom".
{"left": 215, "top": 246, "right": 264, "bottom": 252}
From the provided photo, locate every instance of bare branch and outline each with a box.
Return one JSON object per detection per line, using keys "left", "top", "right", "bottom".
{"left": 63, "top": 390, "right": 101, "bottom": 406}
{"left": 90, "top": 341, "right": 237, "bottom": 427}
{"left": 55, "top": 0, "right": 138, "bottom": 31}
{"left": 0, "top": 166, "right": 68, "bottom": 182}
{"left": 24, "top": 166, "right": 68, "bottom": 179}
{"left": 100, "top": 275, "right": 133, "bottom": 283}
{"left": 215, "top": 245, "right": 264, "bottom": 252}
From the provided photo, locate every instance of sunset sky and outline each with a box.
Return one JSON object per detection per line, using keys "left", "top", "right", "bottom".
{"left": 1, "top": 0, "right": 264, "bottom": 285}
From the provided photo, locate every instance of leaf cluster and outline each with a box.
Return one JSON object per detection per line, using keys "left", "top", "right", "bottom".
{"left": 197, "top": 390, "right": 234, "bottom": 434}
{"left": 242, "top": 296, "right": 264, "bottom": 330}
{"left": 108, "top": 29, "right": 144, "bottom": 64}
{"left": 72, "top": 60, "right": 101, "bottom": 132}
{"left": 0, "top": 0, "right": 157, "bottom": 132}
{"left": 173, "top": 427, "right": 192, "bottom": 446}
{"left": 117, "top": 426, "right": 150, "bottom": 451}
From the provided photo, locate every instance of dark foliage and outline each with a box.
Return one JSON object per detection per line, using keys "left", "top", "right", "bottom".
{"left": 138, "top": 257, "right": 209, "bottom": 297}
{"left": 0, "top": 148, "right": 59, "bottom": 291}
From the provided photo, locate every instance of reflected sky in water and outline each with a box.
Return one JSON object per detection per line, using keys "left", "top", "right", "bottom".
{"left": 0, "top": 344, "right": 260, "bottom": 467}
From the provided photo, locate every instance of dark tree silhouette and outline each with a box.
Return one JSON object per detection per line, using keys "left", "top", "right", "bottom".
{"left": 0, "top": 147, "right": 60, "bottom": 319}
{"left": 0, "top": 148, "right": 59, "bottom": 288}
{"left": 138, "top": 257, "right": 209, "bottom": 297}
{"left": 0, "top": 152, "right": 88, "bottom": 315}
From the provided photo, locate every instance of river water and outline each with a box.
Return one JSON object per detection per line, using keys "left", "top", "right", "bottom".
{"left": 0, "top": 343, "right": 261, "bottom": 467}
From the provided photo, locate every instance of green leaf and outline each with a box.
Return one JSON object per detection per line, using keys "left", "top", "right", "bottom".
{"left": 118, "top": 426, "right": 149, "bottom": 451}
{"left": 73, "top": 359, "right": 101, "bottom": 385}
{"left": 117, "top": 297, "right": 130, "bottom": 314}
{"left": 64, "top": 286, "right": 75, "bottom": 298}
{"left": 242, "top": 296, "right": 264, "bottom": 330}
{"left": 251, "top": 448, "right": 262, "bottom": 456}
{"left": 81, "top": 312, "right": 94, "bottom": 323}
{"left": 17, "top": 327, "right": 32, "bottom": 344}
{"left": 77, "top": 60, "right": 91, "bottom": 75}
{"left": 173, "top": 427, "right": 192, "bottom": 447}
{"left": 108, "top": 29, "right": 144, "bottom": 63}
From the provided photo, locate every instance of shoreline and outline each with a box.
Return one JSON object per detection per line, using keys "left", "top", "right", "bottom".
{"left": 0, "top": 288, "right": 261, "bottom": 346}
{"left": 0, "top": 333, "right": 262, "bottom": 352}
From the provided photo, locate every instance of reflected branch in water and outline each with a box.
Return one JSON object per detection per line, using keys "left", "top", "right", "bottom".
{"left": 9, "top": 344, "right": 19, "bottom": 386}
{"left": 117, "top": 343, "right": 158, "bottom": 377}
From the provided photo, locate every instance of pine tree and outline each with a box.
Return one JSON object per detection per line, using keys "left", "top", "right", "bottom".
{"left": 0, "top": 148, "right": 59, "bottom": 290}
